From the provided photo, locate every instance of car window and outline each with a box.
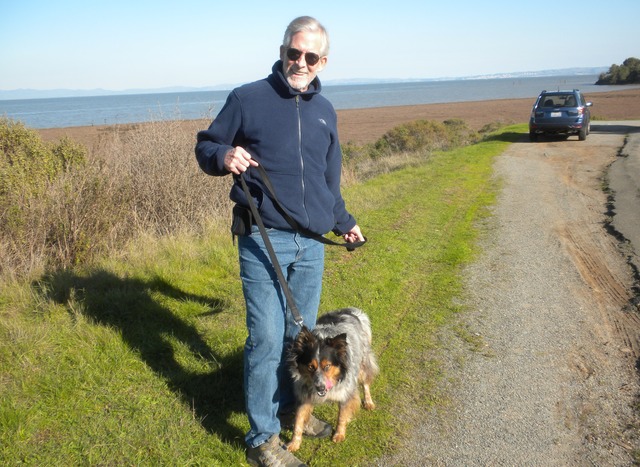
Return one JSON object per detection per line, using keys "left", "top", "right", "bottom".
{"left": 541, "top": 94, "right": 576, "bottom": 107}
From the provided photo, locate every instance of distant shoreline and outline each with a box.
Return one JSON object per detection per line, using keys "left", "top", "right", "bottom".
{"left": 1, "top": 67, "right": 610, "bottom": 101}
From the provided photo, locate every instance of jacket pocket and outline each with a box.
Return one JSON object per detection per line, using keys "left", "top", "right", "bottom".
{"left": 231, "top": 204, "right": 253, "bottom": 236}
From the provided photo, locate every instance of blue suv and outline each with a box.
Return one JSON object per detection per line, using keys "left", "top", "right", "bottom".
{"left": 529, "top": 89, "right": 592, "bottom": 141}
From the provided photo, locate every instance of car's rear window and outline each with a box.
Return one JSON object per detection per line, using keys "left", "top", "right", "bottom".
{"left": 539, "top": 94, "right": 577, "bottom": 107}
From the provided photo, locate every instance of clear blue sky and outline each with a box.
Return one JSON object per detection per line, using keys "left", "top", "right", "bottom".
{"left": 1, "top": 0, "right": 638, "bottom": 91}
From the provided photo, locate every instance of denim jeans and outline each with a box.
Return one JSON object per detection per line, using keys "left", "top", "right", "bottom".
{"left": 238, "top": 226, "right": 325, "bottom": 448}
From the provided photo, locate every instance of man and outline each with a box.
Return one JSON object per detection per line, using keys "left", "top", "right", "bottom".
{"left": 195, "top": 16, "right": 364, "bottom": 467}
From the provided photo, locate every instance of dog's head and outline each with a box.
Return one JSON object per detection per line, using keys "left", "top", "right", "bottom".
{"left": 289, "top": 326, "right": 348, "bottom": 397}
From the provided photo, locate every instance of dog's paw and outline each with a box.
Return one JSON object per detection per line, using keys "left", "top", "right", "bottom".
{"left": 363, "top": 400, "right": 376, "bottom": 411}
{"left": 332, "top": 433, "right": 345, "bottom": 443}
{"left": 286, "top": 440, "right": 301, "bottom": 452}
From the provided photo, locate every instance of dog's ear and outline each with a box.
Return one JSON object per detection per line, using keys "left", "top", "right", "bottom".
{"left": 326, "top": 333, "right": 349, "bottom": 374}
{"left": 326, "top": 333, "right": 348, "bottom": 349}
{"left": 292, "top": 326, "right": 316, "bottom": 353}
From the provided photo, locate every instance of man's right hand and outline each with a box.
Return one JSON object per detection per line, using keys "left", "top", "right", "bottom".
{"left": 224, "top": 146, "right": 259, "bottom": 175}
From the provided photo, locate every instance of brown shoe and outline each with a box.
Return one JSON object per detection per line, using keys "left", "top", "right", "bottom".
{"left": 246, "top": 435, "right": 307, "bottom": 467}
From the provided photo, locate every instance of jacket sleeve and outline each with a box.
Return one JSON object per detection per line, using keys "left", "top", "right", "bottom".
{"left": 195, "top": 91, "right": 242, "bottom": 176}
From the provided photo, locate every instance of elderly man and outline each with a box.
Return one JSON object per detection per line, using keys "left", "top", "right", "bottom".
{"left": 195, "top": 16, "right": 364, "bottom": 467}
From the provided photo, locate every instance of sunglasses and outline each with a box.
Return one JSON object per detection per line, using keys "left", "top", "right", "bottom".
{"left": 286, "top": 48, "right": 321, "bottom": 66}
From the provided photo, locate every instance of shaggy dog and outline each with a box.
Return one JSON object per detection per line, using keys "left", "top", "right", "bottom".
{"left": 286, "top": 307, "right": 379, "bottom": 451}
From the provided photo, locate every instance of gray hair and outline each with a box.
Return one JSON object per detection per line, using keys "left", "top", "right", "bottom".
{"left": 282, "top": 16, "right": 330, "bottom": 57}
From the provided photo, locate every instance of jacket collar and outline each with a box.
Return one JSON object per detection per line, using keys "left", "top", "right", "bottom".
{"left": 271, "top": 60, "right": 322, "bottom": 97}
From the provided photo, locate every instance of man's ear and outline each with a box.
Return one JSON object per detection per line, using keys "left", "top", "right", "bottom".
{"left": 279, "top": 45, "right": 286, "bottom": 61}
{"left": 316, "top": 55, "right": 328, "bottom": 72}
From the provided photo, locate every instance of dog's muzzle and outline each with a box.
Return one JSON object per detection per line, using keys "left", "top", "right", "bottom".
{"left": 314, "top": 373, "right": 328, "bottom": 397}
{"left": 314, "top": 374, "right": 334, "bottom": 397}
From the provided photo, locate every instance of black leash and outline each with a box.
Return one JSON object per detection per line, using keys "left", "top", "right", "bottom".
{"left": 237, "top": 165, "right": 366, "bottom": 327}
{"left": 251, "top": 164, "right": 367, "bottom": 251}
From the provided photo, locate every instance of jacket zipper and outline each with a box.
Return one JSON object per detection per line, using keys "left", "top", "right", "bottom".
{"left": 295, "top": 95, "right": 309, "bottom": 228}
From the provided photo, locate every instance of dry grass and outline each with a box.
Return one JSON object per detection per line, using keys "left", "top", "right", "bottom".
{"left": 1, "top": 118, "right": 232, "bottom": 279}
{"left": 1, "top": 116, "right": 484, "bottom": 279}
{"left": 95, "top": 119, "right": 232, "bottom": 234}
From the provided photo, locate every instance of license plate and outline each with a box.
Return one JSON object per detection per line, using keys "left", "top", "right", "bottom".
{"left": 550, "top": 111, "right": 562, "bottom": 117}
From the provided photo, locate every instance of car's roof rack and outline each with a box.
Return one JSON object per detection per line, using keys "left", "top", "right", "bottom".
{"left": 542, "top": 89, "right": 579, "bottom": 94}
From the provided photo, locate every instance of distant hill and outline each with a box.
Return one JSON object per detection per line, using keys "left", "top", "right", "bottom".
{"left": 0, "top": 67, "right": 608, "bottom": 101}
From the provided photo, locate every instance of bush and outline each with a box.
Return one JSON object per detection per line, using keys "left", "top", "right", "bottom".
{"left": 0, "top": 117, "right": 231, "bottom": 278}
{"left": 340, "top": 119, "right": 480, "bottom": 183}
{"left": 371, "top": 119, "right": 478, "bottom": 157}
{"left": 98, "top": 119, "right": 232, "bottom": 235}
{"left": 0, "top": 119, "right": 125, "bottom": 275}
{"left": 0, "top": 118, "right": 86, "bottom": 197}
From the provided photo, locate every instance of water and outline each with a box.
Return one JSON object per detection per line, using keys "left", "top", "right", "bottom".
{"left": 0, "top": 74, "right": 634, "bottom": 129}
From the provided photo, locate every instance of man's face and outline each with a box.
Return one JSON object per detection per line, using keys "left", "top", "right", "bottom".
{"left": 280, "top": 31, "right": 327, "bottom": 92}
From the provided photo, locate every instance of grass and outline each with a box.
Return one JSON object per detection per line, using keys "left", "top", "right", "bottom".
{"left": 0, "top": 125, "right": 525, "bottom": 465}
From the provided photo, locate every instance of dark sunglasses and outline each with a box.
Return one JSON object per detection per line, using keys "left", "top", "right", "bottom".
{"left": 286, "top": 48, "right": 321, "bottom": 66}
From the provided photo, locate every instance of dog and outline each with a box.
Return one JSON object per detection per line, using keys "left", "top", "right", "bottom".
{"left": 286, "top": 307, "right": 379, "bottom": 452}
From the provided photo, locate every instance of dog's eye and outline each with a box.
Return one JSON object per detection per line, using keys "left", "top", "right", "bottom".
{"left": 308, "top": 364, "right": 315, "bottom": 372}
{"left": 323, "top": 364, "right": 331, "bottom": 372}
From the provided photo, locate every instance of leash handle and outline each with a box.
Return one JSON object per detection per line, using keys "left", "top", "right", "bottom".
{"left": 238, "top": 172, "right": 305, "bottom": 327}
{"left": 253, "top": 164, "right": 367, "bottom": 250}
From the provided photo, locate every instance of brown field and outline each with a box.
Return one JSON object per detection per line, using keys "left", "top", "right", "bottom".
{"left": 37, "top": 87, "right": 640, "bottom": 148}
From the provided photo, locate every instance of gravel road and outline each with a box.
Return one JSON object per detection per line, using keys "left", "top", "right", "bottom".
{"left": 378, "top": 122, "right": 640, "bottom": 466}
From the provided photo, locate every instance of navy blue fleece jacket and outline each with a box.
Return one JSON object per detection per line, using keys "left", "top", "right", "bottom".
{"left": 195, "top": 61, "right": 356, "bottom": 236}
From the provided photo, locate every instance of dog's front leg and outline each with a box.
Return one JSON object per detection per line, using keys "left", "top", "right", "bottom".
{"left": 333, "top": 394, "right": 360, "bottom": 443}
{"left": 286, "top": 402, "right": 313, "bottom": 452}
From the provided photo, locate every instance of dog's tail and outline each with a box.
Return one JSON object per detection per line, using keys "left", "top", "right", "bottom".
{"left": 345, "top": 307, "right": 373, "bottom": 343}
{"left": 346, "top": 308, "right": 380, "bottom": 377}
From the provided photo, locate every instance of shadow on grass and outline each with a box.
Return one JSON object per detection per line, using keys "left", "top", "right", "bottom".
{"left": 39, "top": 268, "right": 245, "bottom": 446}
{"left": 481, "top": 131, "right": 528, "bottom": 143}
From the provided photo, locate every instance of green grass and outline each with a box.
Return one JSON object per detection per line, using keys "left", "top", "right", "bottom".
{"left": 0, "top": 126, "right": 525, "bottom": 466}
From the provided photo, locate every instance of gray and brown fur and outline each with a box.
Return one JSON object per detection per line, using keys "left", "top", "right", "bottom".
{"left": 286, "top": 307, "right": 379, "bottom": 451}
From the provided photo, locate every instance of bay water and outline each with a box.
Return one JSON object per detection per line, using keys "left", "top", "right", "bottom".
{"left": 0, "top": 74, "right": 630, "bottom": 129}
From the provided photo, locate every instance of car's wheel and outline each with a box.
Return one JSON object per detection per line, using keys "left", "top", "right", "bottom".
{"left": 529, "top": 132, "right": 538, "bottom": 142}
{"left": 578, "top": 127, "right": 587, "bottom": 141}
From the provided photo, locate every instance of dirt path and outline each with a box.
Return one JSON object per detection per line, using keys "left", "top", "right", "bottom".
{"left": 378, "top": 123, "right": 640, "bottom": 466}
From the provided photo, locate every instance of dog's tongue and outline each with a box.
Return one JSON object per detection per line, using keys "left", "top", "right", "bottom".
{"left": 324, "top": 377, "right": 334, "bottom": 391}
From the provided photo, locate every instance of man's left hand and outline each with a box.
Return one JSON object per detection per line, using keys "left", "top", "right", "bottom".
{"left": 344, "top": 225, "right": 364, "bottom": 243}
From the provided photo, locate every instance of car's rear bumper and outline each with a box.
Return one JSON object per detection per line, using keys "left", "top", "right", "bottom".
{"left": 529, "top": 119, "right": 586, "bottom": 134}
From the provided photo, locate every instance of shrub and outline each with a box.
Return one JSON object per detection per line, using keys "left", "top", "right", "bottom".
{"left": 340, "top": 119, "right": 480, "bottom": 184}
{"left": 0, "top": 117, "right": 231, "bottom": 278}
{"left": 0, "top": 119, "right": 123, "bottom": 275}
{"left": 0, "top": 118, "right": 86, "bottom": 197}
{"left": 98, "top": 119, "right": 232, "bottom": 236}
{"left": 371, "top": 119, "right": 478, "bottom": 157}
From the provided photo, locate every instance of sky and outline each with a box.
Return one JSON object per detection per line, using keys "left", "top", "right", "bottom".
{"left": 1, "top": 0, "right": 638, "bottom": 92}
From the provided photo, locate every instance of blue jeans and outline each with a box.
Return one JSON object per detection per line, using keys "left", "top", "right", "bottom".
{"left": 238, "top": 226, "right": 325, "bottom": 448}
